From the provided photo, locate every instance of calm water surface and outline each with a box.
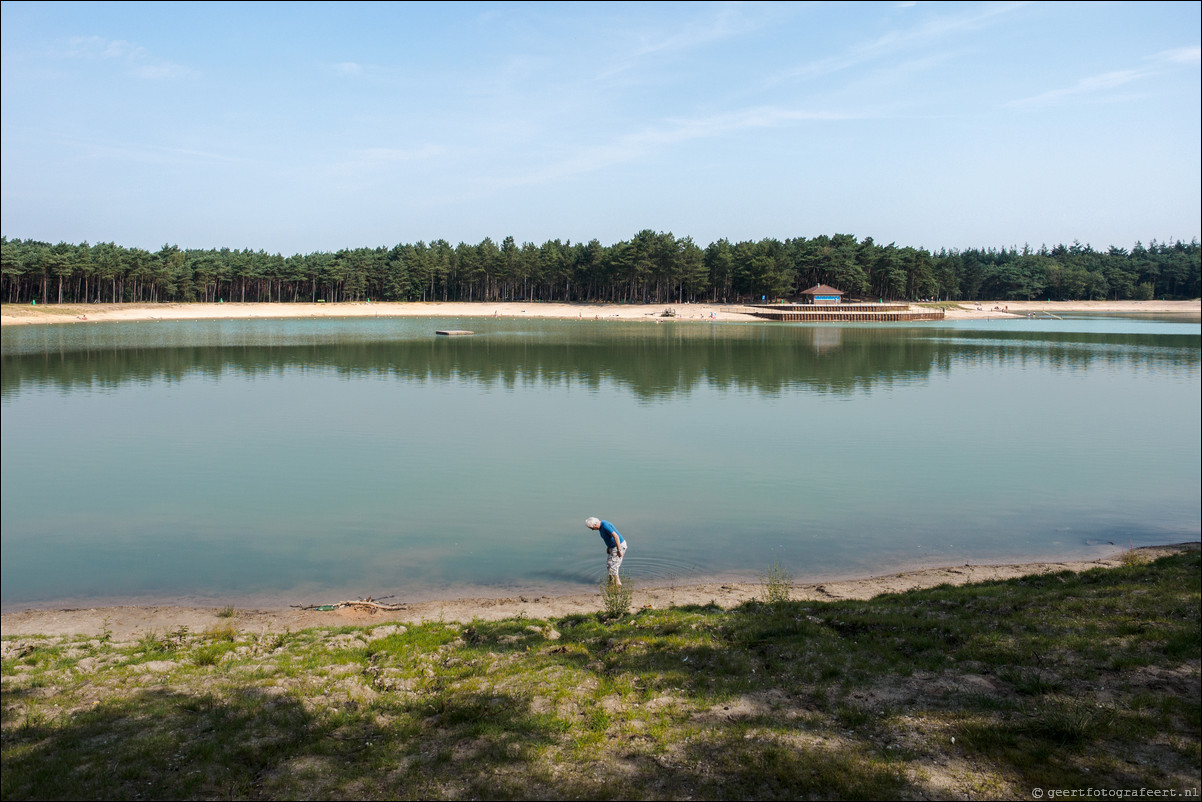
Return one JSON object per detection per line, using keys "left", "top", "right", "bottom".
{"left": 2, "top": 315, "right": 1199, "bottom": 609}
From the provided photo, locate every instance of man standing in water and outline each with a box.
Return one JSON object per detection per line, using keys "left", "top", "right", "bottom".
{"left": 586, "top": 517, "right": 628, "bottom": 586}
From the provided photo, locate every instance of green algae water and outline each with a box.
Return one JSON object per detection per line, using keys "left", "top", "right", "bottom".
{"left": 2, "top": 314, "right": 1199, "bottom": 609}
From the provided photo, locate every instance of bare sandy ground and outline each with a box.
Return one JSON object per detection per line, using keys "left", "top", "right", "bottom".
{"left": 3, "top": 299, "right": 1197, "bottom": 327}
{"left": 4, "top": 544, "right": 1196, "bottom": 639}
{"left": 939, "top": 299, "right": 1200, "bottom": 320}
{"left": 0, "top": 300, "right": 761, "bottom": 326}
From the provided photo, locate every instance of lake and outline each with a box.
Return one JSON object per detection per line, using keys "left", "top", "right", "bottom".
{"left": 2, "top": 314, "right": 1199, "bottom": 610}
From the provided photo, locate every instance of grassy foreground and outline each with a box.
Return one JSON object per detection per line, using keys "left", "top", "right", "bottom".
{"left": 3, "top": 551, "right": 1199, "bottom": 800}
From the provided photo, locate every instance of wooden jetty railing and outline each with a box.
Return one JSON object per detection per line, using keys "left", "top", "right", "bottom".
{"left": 740, "top": 304, "right": 945, "bottom": 322}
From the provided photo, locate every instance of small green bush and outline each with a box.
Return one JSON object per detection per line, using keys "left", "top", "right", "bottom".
{"left": 762, "top": 562, "right": 793, "bottom": 604}
{"left": 599, "top": 578, "right": 633, "bottom": 619}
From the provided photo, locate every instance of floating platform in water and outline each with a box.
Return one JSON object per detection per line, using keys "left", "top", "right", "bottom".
{"left": 435, "top": 330, "right": 475, "bottom": 336}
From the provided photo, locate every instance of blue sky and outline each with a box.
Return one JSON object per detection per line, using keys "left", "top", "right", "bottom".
{"left": 2, "top": 1, "right": 1199, "bottom": 254}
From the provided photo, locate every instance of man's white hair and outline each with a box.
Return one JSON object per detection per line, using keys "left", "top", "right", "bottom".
{"left": 585, "top": 517, "right": 601, "bottom": 528}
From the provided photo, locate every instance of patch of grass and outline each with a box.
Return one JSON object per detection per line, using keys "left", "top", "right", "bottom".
{"left": 191, "top": 645, "right": 224, "bottom": 666}
{"left": 1021, "top": 698, "right": 1118, "bottom": 746}
{"left": 136, "top": 631, "right": 173, "bottom": 656}
{"left": 3, "top": 549, "right": 1198, "bottom": 801}
{"left": 204, "top": 622, "right": 238, "bottom": 642}
{"left": 692, "top": 727, "right": 909, "bottom": 800}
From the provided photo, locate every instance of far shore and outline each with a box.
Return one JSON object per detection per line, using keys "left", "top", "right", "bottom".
{"left": 2, "top": 298, "right": 1199, "bottom": 327}
{"left": 4, "top": 543, "right": 1198, "bottom": 639}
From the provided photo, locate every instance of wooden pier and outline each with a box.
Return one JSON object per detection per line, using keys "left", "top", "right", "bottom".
{"left": 741, "top": 303, "right": 945, "bottom": 322}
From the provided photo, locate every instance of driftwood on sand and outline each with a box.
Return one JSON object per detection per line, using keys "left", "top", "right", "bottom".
{"left": 291, "top": 596, "right": 405, "bottom": 612}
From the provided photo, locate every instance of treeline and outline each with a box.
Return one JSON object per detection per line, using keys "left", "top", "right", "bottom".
{"left": 2, "top": 230, "right": 1198, "bottom": 305}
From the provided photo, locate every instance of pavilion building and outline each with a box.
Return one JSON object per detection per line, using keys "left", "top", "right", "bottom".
{"left": 800, "top": 284, "right": 845, "bottom": 305}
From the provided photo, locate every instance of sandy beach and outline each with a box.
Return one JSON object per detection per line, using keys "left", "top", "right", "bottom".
{"left": 1, "top": 300, "right": 761, "bottom": 326}
{"left": 938, "top": 298, "right": 1200, "bottom": 320}
{"left": 2, "top": 298, "right": 1198, "bottom": 327}
{"left": 4, "top": 544, "right": 1197, "bottom": 639}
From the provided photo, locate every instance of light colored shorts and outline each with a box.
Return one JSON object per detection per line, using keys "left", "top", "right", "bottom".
{"left": 607, "top": 543, "right": 627, "bottom": 577}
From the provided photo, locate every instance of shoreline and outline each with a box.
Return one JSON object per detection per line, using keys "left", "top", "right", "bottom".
{"left": 3, "top": 298, "right": 1199, "bottom": 327}
{"left": 4, "top": 543, "right": 1196, "bottom": 639}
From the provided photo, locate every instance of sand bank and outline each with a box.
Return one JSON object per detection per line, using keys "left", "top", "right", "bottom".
{"left": 939, "top": 299, "right": 1199, "bottom": 320}
{"left": 4, "top": 544, "right": 1196, "bottom": 639}
{"left": 3, "top": 299, "right": 1198, "bottom": 327}
{"left": 1, "top": 300, "right": 759, "bottom": 326}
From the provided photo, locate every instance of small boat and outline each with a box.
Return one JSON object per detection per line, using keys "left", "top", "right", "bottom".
{"left": 435, "top": 330, "right": 474, "bottom": 336}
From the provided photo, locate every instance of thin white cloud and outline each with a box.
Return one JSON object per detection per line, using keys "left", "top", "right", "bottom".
{"left": 352, "top": 145, "right": 448, "bottom": 164}
{"left": 598, "top": 4, "right": 771, "bottom": 80}
{"left": 322, "top": 144, "right": 451, "bottom": 192}
{"left": 1155, "top": 45, "right": 1201, "bottom": 65}
{"left": 462, "top": 104, "right": 858, "bottom": 197}
{"left": 1010, "top": 69, "right": 1147, "bottom": 108}
{"left": 1008, "top": 46, "right": 1200, "bottom": 108}
{"left": 778, "top": 2, "right": 1028, "bottom": 82}
{"left": 66, "top": 138, "right": 245, "bottom": 166}
{"left": 61, "top": 35, "right": 140, "bottom": 60}
{"left": 637, "top": 106, "right": 856, "bottom": 146}
{"left": 58, "top": 35, "right": 194, "bottom": 79}
{"left": 371, "top": 101, "right": 852, "bottom": 210}
{"left": 630, "top": 5, "right": 761, "bottom": 59}
{"left": 331, "top": 61, "right": 365, "bottom": 76}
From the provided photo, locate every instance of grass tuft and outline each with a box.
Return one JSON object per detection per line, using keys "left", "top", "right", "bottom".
{"left": 1120, "top": 547, "right": 1151, "bottom": 567}
{"left": 598, "top": 578, "right": 633, "bottom": 620}
{"left": 761, "top": 562, "right": 793, "bottom": 604}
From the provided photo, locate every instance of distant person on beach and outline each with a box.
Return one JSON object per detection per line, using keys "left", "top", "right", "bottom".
{"left": 586, "top": 517, "right": 628, "bottom": 586}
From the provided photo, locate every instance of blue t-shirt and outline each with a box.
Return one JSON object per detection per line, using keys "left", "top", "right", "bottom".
{"left": 597, "top": 520, "right": 624, "bottom": 550}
